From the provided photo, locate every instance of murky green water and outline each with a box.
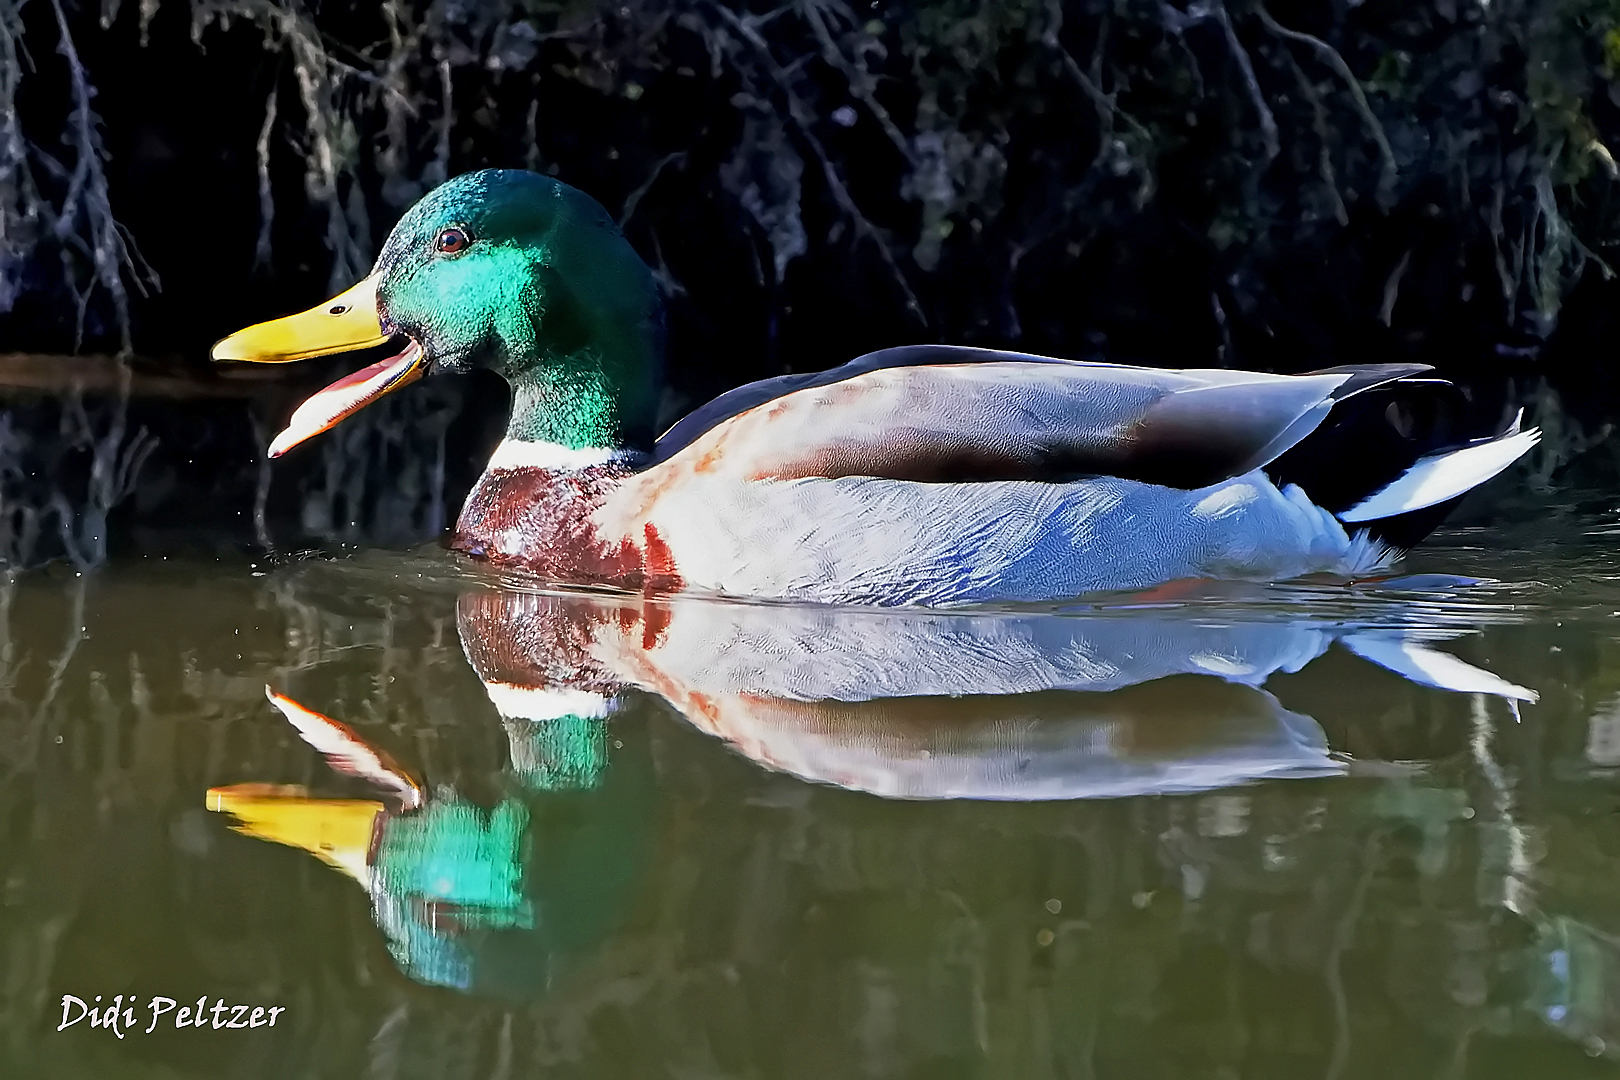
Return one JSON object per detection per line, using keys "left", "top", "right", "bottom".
{"left": 6, "top": 528, "right": 1620, "bottom": 1078}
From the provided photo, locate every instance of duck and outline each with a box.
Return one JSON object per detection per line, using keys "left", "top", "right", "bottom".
{"left": 212, "top": 169, "right": 1540, "bottom": 606}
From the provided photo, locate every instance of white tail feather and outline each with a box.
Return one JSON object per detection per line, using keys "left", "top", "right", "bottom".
{"left": 1337, "top": 427, "right": 1540, "bottom": 523}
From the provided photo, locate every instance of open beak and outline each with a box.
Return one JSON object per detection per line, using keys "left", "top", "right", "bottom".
{"left": 203, "top": 686, "right": 430, "bottom": 887}
{"left": 263, "top": 687, "right": 424, "bottom": 809}
{"left": 211, "top": 274, "right": 427, "bottom": 457}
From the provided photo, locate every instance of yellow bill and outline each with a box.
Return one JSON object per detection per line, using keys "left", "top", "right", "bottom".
{"left": 211, "top": 275, "right": 428, "bottom": 457}
{"left": 211, "top": 275, "right": 389, "bottom": 362}
{"left": 206, "top": 783, "right": 385, "bottom": 887}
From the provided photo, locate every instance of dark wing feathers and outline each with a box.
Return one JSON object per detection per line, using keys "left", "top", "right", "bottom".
{"left": 655, "top": 344, "right": 1078, "bottom": 464}
{"left": 1121, "top": 381, "right": 1333, "bottom": 488}
{"left": 1301, "top": 363, "right": 1436, "bottom": 401}
{"left": 657, "top": 346, "right": 1443, "bottom": 490}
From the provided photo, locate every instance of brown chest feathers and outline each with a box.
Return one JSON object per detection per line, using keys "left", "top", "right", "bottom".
{"left": 449, "top": 465, "right": 683, "bottom": 594}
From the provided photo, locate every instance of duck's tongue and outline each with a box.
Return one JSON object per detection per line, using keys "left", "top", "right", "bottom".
{"left": 268, "top": 340, "right": 425, "bottom": 458}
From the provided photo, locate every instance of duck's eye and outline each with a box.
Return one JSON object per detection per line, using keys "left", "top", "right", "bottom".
{"left": 436, "top": 227, "right": 470, "bottom": 254}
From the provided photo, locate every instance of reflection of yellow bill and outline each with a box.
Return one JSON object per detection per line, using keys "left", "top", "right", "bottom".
{"left": 210, "top": 276, "right": 387, "bottom": 362}
{"left": 207, "top": 783, "right": 384, "bottom": 887}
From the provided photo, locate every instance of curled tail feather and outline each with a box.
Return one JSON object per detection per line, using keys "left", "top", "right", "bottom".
{"left": 1336, "top": 424, "right": 1539, "bottom": 525}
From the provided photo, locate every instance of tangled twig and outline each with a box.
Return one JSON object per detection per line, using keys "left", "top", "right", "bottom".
{"left": 1256, "top": 3, "right": 1398, "bottom": 209}
{"left": 708, "top": 0, "right": 925, "bottom": 322}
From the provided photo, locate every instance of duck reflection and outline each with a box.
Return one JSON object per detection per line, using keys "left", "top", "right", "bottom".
{"left": 459, "top": 586, "right": 1533, "bottom": 799}
{"left": 208, "top": 584, "right": 1536, "bottom": 1000}
{"left": 210, "top": 688, "right": 654, "bottom": 997}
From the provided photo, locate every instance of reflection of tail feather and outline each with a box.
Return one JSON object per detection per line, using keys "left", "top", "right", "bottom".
{"left": 1340, "top": 634, "right": 1537, "bottom": 702}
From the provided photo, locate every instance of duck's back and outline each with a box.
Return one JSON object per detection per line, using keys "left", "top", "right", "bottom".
{"left": 589, "top": 349, "right": 1532, "bottom": 604}
{"left": 653, "top": 345, "right": 1367, "bottom": 489}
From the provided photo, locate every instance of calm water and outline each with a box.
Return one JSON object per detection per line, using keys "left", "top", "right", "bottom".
{"left": 6, "top": 527, "right": 1620, "bottom": 1078}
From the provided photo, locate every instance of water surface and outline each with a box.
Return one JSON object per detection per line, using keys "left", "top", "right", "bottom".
{"left": 5, "top": 530, "right": 1620, "bottom": 1078}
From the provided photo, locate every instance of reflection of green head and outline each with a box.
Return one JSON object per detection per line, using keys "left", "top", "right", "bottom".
{"left": 373, "top": 798, "right": 533, "bottom": 991}
{"left": 368, "top": 716, "right": 656, "bottom": 1000}
{"left": 505, "top": 714, "right": 609, "bottom": 791}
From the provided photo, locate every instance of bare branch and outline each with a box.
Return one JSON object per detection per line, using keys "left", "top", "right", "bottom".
{"left": 1041, "top": 0, "right": 1153, "bottom": 180}
{"left": 1256, "top": 4, "right": 1398, "bottom": 209}
{"left": 619, "top": 151, "right": 687, "bottom": 229}
{"left": 1210, "top": 0, "right": 1279, "bottom": 200}
{"left": 708, "top": 0, "right": 925, "bottom": 323}
{"left": 1277, "top": 49, "right": 1348, "bottom": 226}
{"left": 45, "top": 0, "right": 157, "bottom": 352}
{"left": 254, "top": 89, "right": 278, "bottom": 269}
{"left": 1379, "top": 249, "right": 1411, "bottom": 327}
{"left": 798, "top": 0, "right": 915, "bottom": 167}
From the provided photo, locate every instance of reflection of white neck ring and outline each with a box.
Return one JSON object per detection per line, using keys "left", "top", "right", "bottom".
{"left": 482, "top": 682, "right": 615, "bottom": 721}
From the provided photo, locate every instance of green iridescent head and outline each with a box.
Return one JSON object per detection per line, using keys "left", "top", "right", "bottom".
{"left": 213, "top": 169, "right": 666, "bottom": 455}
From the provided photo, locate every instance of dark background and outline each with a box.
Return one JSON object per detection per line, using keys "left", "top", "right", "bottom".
{"left": 3, "top": 0, "right": 1619, "bottom": 567}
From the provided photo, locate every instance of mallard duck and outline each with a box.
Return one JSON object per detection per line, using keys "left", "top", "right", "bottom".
{"left": 213, "top": 169, "right": 1539, "bottom": 606}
